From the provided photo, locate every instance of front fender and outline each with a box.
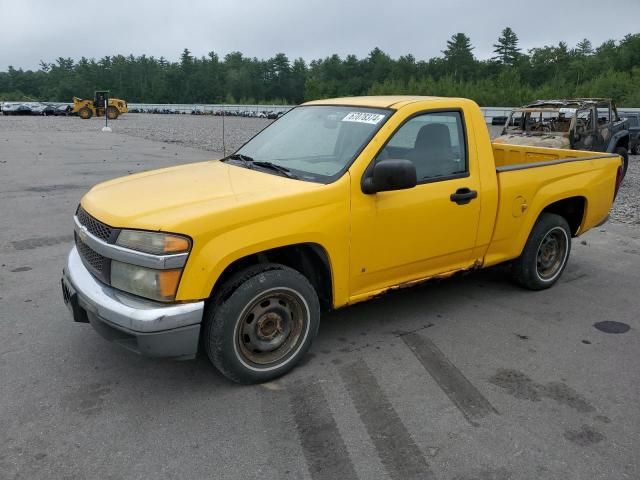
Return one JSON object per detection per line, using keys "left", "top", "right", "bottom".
{"left": 174, "top": 183, "right": 351, "bottom": 306}
{"left": 606, "top": 130, "right": 629, "bottom": 152}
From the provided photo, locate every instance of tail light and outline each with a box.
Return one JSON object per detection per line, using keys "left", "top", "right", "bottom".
{"left": 614, "top": 164, "right": 623, "bottom": 200}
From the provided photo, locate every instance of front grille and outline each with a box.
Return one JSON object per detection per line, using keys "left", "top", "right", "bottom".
{"left": 75, "top": 233, "right": 111, "bottom": 284}
{"left": 76, "top": 237, "right": 105, "bottom": 272}
{"left": 76, "top": 206, "right": 113, "bottom": 242}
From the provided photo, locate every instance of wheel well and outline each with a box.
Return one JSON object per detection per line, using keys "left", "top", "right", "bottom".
{"left": 615, "top": 135, "right": 629, "bottom": 150}
{"left": 210, "top": 243, "right": 333, "bottom": 310}
{"left": 541, "top": 197, "right": 586, "bottom": 236}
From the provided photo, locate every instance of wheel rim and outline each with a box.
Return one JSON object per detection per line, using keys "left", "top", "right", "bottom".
{"left": 536, "top": 227, "right": 568, "bottom": 281}
{"left": 236, "top": 289, "right": 307, "bottom": 367}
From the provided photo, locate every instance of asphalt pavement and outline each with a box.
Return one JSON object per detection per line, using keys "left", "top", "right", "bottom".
{"left": 1, "top": 117, "right": 638, "bottom": 480}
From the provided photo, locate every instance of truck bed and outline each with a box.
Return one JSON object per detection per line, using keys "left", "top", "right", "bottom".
{"left": 492, "top": 143, "right": 618, "bottom": 170}
{"left": 482, "top": 142, "right": 622, "bottom": 268}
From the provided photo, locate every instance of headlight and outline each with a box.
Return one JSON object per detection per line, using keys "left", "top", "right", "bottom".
{"left": 116, "top": 230, "right": 190, "bottom": 255}
{"left": 111, "top": 261, "right": 182, "bottom": 302}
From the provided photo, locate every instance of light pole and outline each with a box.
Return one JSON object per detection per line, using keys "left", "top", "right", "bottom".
{"left": 102, "top": 93, "right": 111, "bottom": 132}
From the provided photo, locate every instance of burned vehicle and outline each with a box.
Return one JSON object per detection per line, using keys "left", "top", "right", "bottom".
{"left": 495, "top": 99, "right": 630, "bottom": 177}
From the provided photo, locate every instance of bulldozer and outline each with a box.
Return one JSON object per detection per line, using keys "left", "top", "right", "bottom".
{"left": 72, "top": 91, "right": 128, "bottom": 120}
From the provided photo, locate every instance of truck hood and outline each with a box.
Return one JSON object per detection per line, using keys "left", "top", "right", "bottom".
{"left": 81, "top": 160, "right": 322, "bottom": 231}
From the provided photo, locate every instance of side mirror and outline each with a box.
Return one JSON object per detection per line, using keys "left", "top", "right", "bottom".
{"left": 362, "top": 159, "right": 417, "bottom": 194}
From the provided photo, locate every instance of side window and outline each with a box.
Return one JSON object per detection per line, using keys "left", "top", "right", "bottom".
{"left": 377, "top": 111, "right": 467, "bottom": 182}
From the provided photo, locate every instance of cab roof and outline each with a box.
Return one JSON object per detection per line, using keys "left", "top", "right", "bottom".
{"left": 303, "top": 95, "right": 453, "bottom": 109}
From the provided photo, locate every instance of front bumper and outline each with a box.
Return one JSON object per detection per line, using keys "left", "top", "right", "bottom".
{"left": 61, "top": 246, "right": 204, "bottom": 360}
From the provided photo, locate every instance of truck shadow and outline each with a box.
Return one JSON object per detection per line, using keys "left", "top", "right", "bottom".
{"left": 84, "top": 264, "right": 517, "bottom": 392}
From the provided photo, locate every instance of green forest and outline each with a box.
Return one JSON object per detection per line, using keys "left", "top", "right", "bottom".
{"left": 2, "top": 29, "right": 640, "bottom": 106}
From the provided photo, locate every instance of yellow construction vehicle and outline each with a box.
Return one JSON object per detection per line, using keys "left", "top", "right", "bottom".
{"left": 72, "top": 91, "right": 128, "bottom": 120}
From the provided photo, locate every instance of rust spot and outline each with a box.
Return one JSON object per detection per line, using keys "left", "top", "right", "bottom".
{"left": 364, "top": 261, "right": 482, "bottom": 302}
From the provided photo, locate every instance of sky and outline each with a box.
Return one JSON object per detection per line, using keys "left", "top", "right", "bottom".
{"left": 1, "top": 0, "right": 639, "bottom": 71}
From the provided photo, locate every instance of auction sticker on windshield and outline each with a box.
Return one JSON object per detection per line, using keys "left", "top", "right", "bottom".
{"left": 342, "top": 112, "right": 386, "bottom": 124}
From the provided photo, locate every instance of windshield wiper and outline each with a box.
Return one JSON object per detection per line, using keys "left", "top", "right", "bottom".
{"left": 252, "top": 161, "right": 298, "bottom": 179}
{"left": 223, "top": 153, "right": 255, "bottom": 164}
{"left": 224, "top": 153, "right": 298, "bottom": 179}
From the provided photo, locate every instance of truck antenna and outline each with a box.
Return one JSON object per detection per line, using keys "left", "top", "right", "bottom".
{"left": 221, "top": 107, "right": 226, "bottom": 157}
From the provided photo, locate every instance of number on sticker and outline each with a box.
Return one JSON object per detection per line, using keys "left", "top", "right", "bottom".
{"left": 342, "top": 112, "right": 385, "bottom": 125}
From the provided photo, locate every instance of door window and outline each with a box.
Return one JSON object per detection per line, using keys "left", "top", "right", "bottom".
{"left": 377, "top": 112, "right": 467, "bottom": 182}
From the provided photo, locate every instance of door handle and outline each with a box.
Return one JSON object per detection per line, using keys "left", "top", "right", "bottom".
{"left": 450, "top": 187, "right": 478, "bottom": 205}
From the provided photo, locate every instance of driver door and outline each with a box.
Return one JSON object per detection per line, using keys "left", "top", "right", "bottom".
{"left": 349, "top": 110, "right": 481, "bottom": 299}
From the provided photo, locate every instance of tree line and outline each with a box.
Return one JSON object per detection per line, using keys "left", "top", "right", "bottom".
{"left": 1, "top": 29, "right": 640, "bottom": 107}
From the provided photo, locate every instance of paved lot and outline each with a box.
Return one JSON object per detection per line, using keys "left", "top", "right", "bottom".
{"left": 1, "top": 116, "right": 639, "bottom": 480}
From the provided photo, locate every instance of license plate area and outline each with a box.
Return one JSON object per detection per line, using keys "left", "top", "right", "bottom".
{"left": 61, "top": 275, "right": 89, "bottom": 323}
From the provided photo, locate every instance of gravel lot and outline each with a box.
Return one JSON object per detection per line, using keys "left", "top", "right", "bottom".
{"left": 3, "top": 114, "right": 637, "bottom": 224}
{"left": 1, "top": 114, "right": 639, "bottom": 480}
{"left": 0, "top": 113, "right": 272, "bottom": 155}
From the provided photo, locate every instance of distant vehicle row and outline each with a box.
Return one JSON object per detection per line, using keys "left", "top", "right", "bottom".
{"left": 128, "top": 107, "right": 288, "bottom": 119}
{"left": 1, "top": 102, "right": 72, "bottom": 116}
{"left": 2, "top": 101, "right": 287, "bottom": 120}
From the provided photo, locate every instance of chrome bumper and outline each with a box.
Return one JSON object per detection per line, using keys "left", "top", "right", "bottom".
{"left": 62, "top": 246, "right": 204, "bottom": 360}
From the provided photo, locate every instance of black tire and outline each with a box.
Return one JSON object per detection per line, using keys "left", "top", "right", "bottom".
{"left": 78, "top": 107, "right": 92, "bottom": 119}
{"left": 203, "top": 263, "right": 320, "bottom": 384}
{"left": 615, "top": 146, "right": 629, "bottom": 180}
{"left": 512, "top": 213, "right": 572, "bottom": 290}
{"left": 632, "top": 143, "right": 640, "bottom": 156}
{"left": 106, "top": 106, "right": 119, "bottom": 120}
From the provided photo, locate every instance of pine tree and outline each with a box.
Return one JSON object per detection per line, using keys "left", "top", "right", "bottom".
{"left": 575, "top": 38, "right": 593, "bottom": 56}
{"left": 442, "top": 33, "right": 475, "bottom": 80}
{"left": 493, "top": 27, "right": 521, "bottom": 65}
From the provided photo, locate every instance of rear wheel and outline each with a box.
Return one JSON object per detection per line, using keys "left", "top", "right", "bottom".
{"left": 615, "top": 146, "right": 629, "bottom": 180}
{"left": 512, "top": 213, "right": 572, "bottom": 290}
{"left": 78, "top": 107, "right": 92, "bottom": 119}
{"left": 203, "top": 264, "right": 320, "bottom": 384}
{"left": 106, "top": 106, "right": 119, "bottom": 120}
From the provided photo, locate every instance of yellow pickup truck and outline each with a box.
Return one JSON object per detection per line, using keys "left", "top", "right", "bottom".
{"left": 61, "top": 96, "right": 623, "bottom": 383}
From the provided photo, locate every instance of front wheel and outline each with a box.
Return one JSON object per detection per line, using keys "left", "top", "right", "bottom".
{"left": 78, "top": 107, "right": 92, "bottom": 119}
{"left": 203, "top": 264, "right": 320, "bottom": 384}
{"left": 106, "top": 106, "right": 119, "bottom": 120}
{"left": 512, "top": 213, "right": 572, "bottom": 290}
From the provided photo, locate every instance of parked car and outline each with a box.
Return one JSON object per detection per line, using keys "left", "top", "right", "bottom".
{"left": 28, "top": 103, "right": 48, "bottom": 115}
{"left": 620, "top": 112, "right": 640, "bottom": 154}
{"left": 495, "top": 98, "right": 631, "bottom": 178}
{"left": 53, "top": 104, "right": 73, "bottom": 116}
{"left": 10, "top": 104, "right": 34, "bottom": 115}
{"left": 2, "top": 102, "right": 27, "bottom": 115}
{"left": 61, "top": 95, "right": 623, "bottom": 384}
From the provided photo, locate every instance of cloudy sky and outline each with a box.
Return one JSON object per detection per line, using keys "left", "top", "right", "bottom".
{"left": 1, "top": 0, "right": 639, "bottom": 70}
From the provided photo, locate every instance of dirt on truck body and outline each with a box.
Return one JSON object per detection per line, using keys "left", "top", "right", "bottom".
{"left": 495, "top": 98, "right": 630, "bottom": 178}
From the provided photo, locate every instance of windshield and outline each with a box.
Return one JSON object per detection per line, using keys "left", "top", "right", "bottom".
{"left": 234, "top": 105, "right": 391, "bottom": 182}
